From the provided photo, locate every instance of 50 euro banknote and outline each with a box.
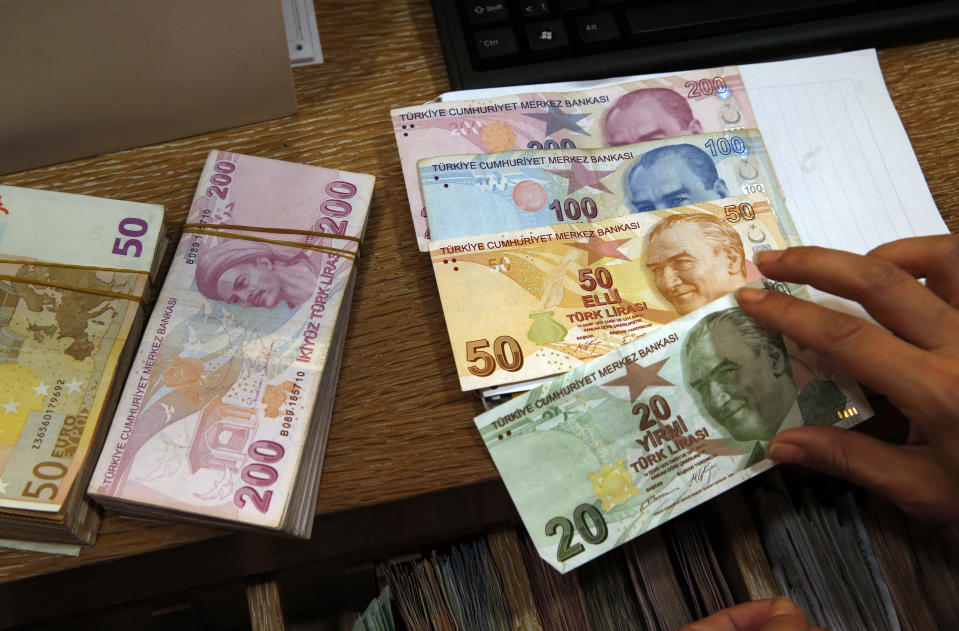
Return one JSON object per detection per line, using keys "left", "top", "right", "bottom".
{"left": 421, "top": 128, "right": 798, "bottom": 248}
{"left": 0, "top": 185, "right": 165, "bottom": 516}
{"left": 392, "top": 67, "right": 757, "bottom": 250}
{"left": 89, "top": 151, "right": 374, "bottom": 536}
{"left": 431, "top": 194, "right": 789, "bottom": 391}
{"left": 474, "top": 282, "right": 873, "bottom": 573}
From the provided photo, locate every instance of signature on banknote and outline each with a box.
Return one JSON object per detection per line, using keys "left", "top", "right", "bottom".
{"left": 689, "top": 459, "right": 718, "bottom": 486}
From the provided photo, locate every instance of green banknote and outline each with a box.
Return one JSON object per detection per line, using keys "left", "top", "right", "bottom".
{"left": 420, "top": 129, "right": 797, "bottom": 248}
{"left": 474, "top": 283, "right": 872, "bottom": 572}
{"left": 431, "top": 195, "right": 790, "bottom": 391}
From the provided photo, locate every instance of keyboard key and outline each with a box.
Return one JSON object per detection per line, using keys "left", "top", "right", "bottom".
{"left": 517, "top": 1, "right": 550, "bottom": 18}
{"left": 473, "top": 26, "right": 520, "bottom": 61}
{"left": 465, "top": 1, "right": 510, "bottom": 25}
{"left": 559, "top": 0, "right": 590, "bottom": 10}
{"left": 524, "top": 19, "right": 569, "bottom": 51}
{"left": 575, "top": 13, "right": 620, "bottom": 43}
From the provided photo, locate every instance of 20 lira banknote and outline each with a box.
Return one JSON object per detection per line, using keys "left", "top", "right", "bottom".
{"left": 431, "top": 195, "right": 789, "bottom": 390}
{"left": 421, "top": 129, "right": 798, "bottom": 248}
{"left": 474, "top": 283, "right": 872, "bottom": 572}
{"left": 393, "top": 67, "right": 757, "bottom": 250}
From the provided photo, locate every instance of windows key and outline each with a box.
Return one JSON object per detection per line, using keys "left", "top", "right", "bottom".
{"left": 525, "top": 20, "right": 569, "bottom": 52}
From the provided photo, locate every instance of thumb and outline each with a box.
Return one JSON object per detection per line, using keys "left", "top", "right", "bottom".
{"left": 759, "top": 598, "right": 811, "bottom": 631}
{"left": 769, "top": 426, "right": 959, "bottom": 522}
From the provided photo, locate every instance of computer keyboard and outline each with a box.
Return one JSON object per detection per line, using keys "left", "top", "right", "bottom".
{"left": 430, "top": 0, "right": 959, "bottom": 89}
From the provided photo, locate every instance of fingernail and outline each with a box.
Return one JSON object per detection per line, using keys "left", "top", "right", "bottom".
{"left": 735, "top": 287, "right": 766, "bottom": 304}
{"left": 754, "top": 249, "right": 783, "bottom": 266}
{"left": 769, "top": 441, "right": 804, "bottom": 464}
{"left": 770, "top": 597, "right": 799, "bottom": 615}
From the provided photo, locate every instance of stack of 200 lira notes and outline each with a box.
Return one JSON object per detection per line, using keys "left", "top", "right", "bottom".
{"left": 89, "top": 151, "right": 374, "bottom": 537}
{"left": 390, "top": 69, "right": 874, "bottom": 570}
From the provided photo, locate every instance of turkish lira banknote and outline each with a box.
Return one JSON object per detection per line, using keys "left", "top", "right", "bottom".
{"left": 393, "top": 67, "right": 757, "bottom": 250}
{"left": 89, "top": 151, "right": 374, "bottom": 536}
{"left": 431, "top": 194, "right": 789, "bottom": 390}
{"left": 0, "top": 185, "right": 164, "bottom": 516}
{"left": 474, "top": 283, "right": 873, "bottom": 572}
{"left": 421, "top": 129, "right": 797, "bottom": 247}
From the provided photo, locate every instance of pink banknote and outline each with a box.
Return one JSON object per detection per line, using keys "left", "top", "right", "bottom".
{"left": 89, "top": 151, "right": 374, "bottom": 534}
{"left": 391, "top": 67, "right": 757, "bottom": 250}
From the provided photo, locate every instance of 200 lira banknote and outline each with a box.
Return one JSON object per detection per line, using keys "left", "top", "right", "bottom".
{"left": 393, "top": 67, "right": 757, "bottom": 250}
{"left": 431, "top": 194, "right": 789, "bottom": 390}
{"left": 474, "top": 283, "right": 873, "bottom": 572}
{"left": 421, "top": 129, "right": 798, "bottom": 248}
{"left": 90, "top": 151, "right": 374, "bottom": 536}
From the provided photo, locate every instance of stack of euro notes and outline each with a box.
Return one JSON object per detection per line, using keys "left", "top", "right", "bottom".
{"left": 391, "top": 67, "right": 874, "bottom": 568}
{"left": 0, "top": 185, "right": 167, "bottom": 544}
{"left": 89, "top": 151, "right": 374, "bottom": 537}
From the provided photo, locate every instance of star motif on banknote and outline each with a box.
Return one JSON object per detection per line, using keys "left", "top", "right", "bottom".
{"left": 0, "top": 478, "right": 8, "bottom": 495}
{"left": 569, "top": 235, "right": 631, "bottom": 265}
{"left": 1, "top": 398, "right": 19, "bottom": 415}
{"left": 524, "top": 106, "right": 590, "bottom": 136}
{"left": 545, "top": 162, "right": 615, "bottom": 195}
{"left": 32, "top": 382, "right": 49, "bottom": 398}
{"left": 604, "top": 358, "right": 673, "bottom": 401}
{"left": 65, "top": 377, "right": 84, "bottom": 394}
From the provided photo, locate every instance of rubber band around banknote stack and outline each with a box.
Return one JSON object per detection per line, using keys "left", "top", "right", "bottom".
{"left": 0, "top": 258, "right": 148, "bottom": 303}
{"left": 180, "top": 223, "right": 361, "bottom": 261}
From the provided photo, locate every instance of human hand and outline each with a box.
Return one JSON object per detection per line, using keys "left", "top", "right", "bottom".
{"left": 735, "top": 235, "right": 959, "bottom": 523}
{"left": 681, "top": 598, "right": 826, "bottom": 631}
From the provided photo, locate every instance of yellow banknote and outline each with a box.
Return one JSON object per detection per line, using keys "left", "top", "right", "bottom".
{"left": 430, "top": 195, "right": 789, "bottom": 390}
{"left": 0, "top": 261, "right": 147, "bottom": 512}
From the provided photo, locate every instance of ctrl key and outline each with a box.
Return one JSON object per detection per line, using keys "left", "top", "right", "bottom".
{"left": 473, "top": 26, "right": 519, "bottom": 64}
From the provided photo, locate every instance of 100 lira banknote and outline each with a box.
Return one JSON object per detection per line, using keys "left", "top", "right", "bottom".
{"left": 431, "top": 194, "right": 788, "bottom": 390}
{"left": 421, "top": 129, "right": 798, "bottom": 248}
{"left": 90, "top": 151, "right": 374, "bottom": 534}
{"left": 474, "top": 283, "right": 873, "bottom": 572}
{"left": 393, "top": 67, "right": 757, "bottom": 250}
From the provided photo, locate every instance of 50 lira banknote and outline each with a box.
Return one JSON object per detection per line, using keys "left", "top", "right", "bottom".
{"left": 474, "top": 283, "right": 872, "bottom": 572}
{"left": 393, "top": 67, "right": 757, "bottom": 250}
{"left": 421, "top": 129, "right": 798, "bottom": 249}
{"left": 431, "top": 194, "right": 789, "bottom": 391}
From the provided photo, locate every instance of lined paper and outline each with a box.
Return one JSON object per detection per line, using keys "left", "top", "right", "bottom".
{"left": 740, "top": 51, "right": 946, "bottom": 253}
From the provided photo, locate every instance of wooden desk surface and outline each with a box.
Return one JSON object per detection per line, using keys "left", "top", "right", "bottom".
{"left": 0, "top": 0, "right": 957, "bottom": 624}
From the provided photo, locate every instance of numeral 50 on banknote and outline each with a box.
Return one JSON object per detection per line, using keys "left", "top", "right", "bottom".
{"left": 431, "top": 196, "right": 788, "bottom": 390}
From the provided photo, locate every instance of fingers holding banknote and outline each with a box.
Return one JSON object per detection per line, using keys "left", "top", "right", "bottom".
{"left": 681, "top": 598, "right": 827, "bottom": 631}
{"left": 735, "top": 235, "right": 959, "bottom": 522}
